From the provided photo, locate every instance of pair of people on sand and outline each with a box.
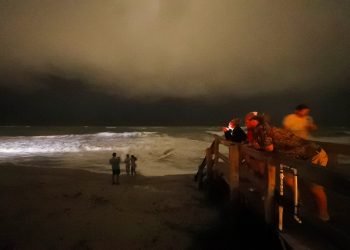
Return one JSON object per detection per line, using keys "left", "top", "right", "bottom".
{"left": 124, "top": 154, "right": 137, "bottom": 176}
{"left": 109, "top": 153, "right": 138, "bottom": 185}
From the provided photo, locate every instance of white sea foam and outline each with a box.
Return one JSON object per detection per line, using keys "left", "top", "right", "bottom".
{"left": 95, "top": 132, "right": 156, "bottom": 137}
{"left": 0, "top": 130, "right": 210, "bottom": 176}
{"left": 1, "top": 127, "right": 349, "bottom": 176}
{"left": 0, "top": 132, "right": 159, "bottom": 154}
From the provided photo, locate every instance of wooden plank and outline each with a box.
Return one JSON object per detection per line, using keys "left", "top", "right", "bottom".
{"left": 265, "top": 159, "right": 276, "bottom": 224}
{"left": 241, "top": 145, "right": 272, "bottom": 161}
{"left": 217, "top": 152, "right": 230, "bottom": 165}
{"left": 315, "top": 141, "right": 350, "bottom": 155}
{"left": 213, "top": 135, "right": 233, "bottom": 147}
{"left": 206, "top": 147, "right": 214, "bottom": 181}
{"left": 228, "top": 144, "right": 240, "bottom": 200}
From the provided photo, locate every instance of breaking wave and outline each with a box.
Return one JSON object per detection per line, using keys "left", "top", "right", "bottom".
{"left": 0, "top": 132, "right": 158, "bottom": 155}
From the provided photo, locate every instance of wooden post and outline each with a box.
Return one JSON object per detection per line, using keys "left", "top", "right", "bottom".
{"left": 228, "top": 144, "right": 240, "bottom": 200}
{"left": 278, "top": 165, "right": 285, "bottom": 231}
{"left": 206, "top": 147, "right": 214, "bottom": 181}
{"left": 264, "top": 159, "right": 276, "bottom": 224}
{"left": 293, "top": 168, "right": 302, "bottom": 224}
{"left": 213, "top": 138, "right": 220, "bottom": 167}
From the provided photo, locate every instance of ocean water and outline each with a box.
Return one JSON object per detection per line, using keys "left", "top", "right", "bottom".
{"left": 0, "top": 126, "right": 349, "bottom": 176}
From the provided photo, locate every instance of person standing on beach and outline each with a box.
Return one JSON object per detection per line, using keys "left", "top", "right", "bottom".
{"left": 124, "top": 154, "right": 131, "bottom": 175}
{"left": 109, "top": 152, "right": 121, "bottom": 185}
{"left": 283, "top": 104, "right": 317, "bottom": 139}
{"left": 131, "top": 155, "right": 137, "bottom": 176}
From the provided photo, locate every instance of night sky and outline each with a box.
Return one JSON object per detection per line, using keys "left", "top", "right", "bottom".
{"left": 1, "top": 1, "right": 349, "bottom": 126}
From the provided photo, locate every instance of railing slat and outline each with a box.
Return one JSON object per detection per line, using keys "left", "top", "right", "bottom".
{"left": 217, "top": 152, "right": 229, "bottom": 165}
{"left": 315, "top": 141, "right": 350, "bottom": 155}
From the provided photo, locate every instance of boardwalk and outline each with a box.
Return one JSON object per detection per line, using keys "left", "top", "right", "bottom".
{"left": 198, "top": 135, "right": 350, "bottom": 249}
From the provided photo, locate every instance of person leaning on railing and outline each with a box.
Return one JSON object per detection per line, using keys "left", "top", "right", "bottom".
{"left": 222, "top": 118, "right": 247, "bottom": 143}
{"left": 249, "top": 114, "right": 330, "bottom": 221}
{"left": 194, "top": 117, "right": 247, "bottom": 187}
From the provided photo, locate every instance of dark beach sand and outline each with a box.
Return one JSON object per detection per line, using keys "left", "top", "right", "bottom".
{"left": 0, "top": 165, "right": 280, "bottom": 250}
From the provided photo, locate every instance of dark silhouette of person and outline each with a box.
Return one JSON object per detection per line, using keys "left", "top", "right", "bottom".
{"left": 223, "top": 118, "right": 247, "bottom": 143}
{"left": 109, "top": 152, "right": 121, "bottom": 185}
{"left": 130, "top": 155, "right": 137, "bottom": 176}
{"left": 124, "top": 154, "right": 131, "bottom": 175}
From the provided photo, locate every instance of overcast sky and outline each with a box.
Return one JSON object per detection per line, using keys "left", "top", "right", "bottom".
{"left": 0, "top": 0, "right": 349, "bottom": 125}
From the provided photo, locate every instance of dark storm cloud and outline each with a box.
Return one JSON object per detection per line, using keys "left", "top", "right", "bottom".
{"left": 1, "top": 0, "right": 349, "bottom": 98}
{"left": 0, "top": 73, "right": 349, "bottom": 126}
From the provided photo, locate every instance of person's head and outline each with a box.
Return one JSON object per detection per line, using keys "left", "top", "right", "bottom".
{"left": 228, "top": 118, "right": 240, "bottom": 129}
{"left": 245, "top": 112, "right": 259, "bottom": 129}
{"left": 126, "top": 154, "right": 129, "bottom": 157}
{"left": 112, "top": 152, "right": 116, "bottom": 157}
{"left": 295, "top": 104, "right": 310, "bottom": 117}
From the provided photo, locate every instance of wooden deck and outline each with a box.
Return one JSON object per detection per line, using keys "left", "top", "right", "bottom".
{"left": 199, "top": 135, "right": 350, "bottom": 249}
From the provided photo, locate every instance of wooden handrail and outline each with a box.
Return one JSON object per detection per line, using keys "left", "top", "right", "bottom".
{"left": 315, "top": 141, "right": 350, "bottom": 155}
{"left": 207, "top": 135, "right": 350, "bottom": 195}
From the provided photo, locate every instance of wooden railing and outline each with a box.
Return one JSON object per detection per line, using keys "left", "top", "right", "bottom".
{"left": 203, "top": 135, "right": 350, "bottom": 249}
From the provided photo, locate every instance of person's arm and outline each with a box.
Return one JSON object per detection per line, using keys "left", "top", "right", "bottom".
{"left": 258, "top": 125, "right": 274, "bottom": 152}
{"left": 262, "top": 133, "right": 274, "bottom": 152}
{"left": 253, "top": 140, "right": 273, "bottom": 151}
{"left": 306, "top": 116, "right": 317, "bottom": 131}
{"left": 265, "top": 144, "right": 274, "bottom": 152}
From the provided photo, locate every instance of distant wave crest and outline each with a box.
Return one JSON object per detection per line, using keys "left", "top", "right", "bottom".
{"left": 0, "top": 131, "right": 158, "bottom": 155}
{"left": 95, "top": 132, "right": 157, "bottom": 137}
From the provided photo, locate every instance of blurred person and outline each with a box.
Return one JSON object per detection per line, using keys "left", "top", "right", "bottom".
{"left": 283, "top": 104, "right": 317, "bottom": 139}
{"left": 124, "top": 154, "right": 131, "bottom": 175}
{"left": 245, "top": 111, "right": 259, "bottom": 144}
{"left": 131, "top": 155, "right": 138, "bottom": 176}
{"left": 243, "top": 111, "right": 266, "bottom": 176}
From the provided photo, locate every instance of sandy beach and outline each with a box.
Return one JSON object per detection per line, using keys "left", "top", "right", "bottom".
{"left": 0, "top": 164, "right": 286, "bottom": 250}
{"left": 0, "top": 165, "right": 224, "bottom": 250}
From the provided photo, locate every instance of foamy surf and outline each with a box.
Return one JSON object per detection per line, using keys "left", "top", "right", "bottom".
{"left": 0, "top": 129, "right": 210, "bottom": 176}
{"left": 0, "top": 126, "right": 349, "bottom": 176}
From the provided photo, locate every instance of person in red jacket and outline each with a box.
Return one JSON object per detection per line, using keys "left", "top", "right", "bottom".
{"left": 244, "top": 111, "right": 259, "bottom": 144}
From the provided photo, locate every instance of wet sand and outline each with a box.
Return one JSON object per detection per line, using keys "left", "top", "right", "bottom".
{"left": 0, "top": 165, "right": 282, "bottom": 250}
